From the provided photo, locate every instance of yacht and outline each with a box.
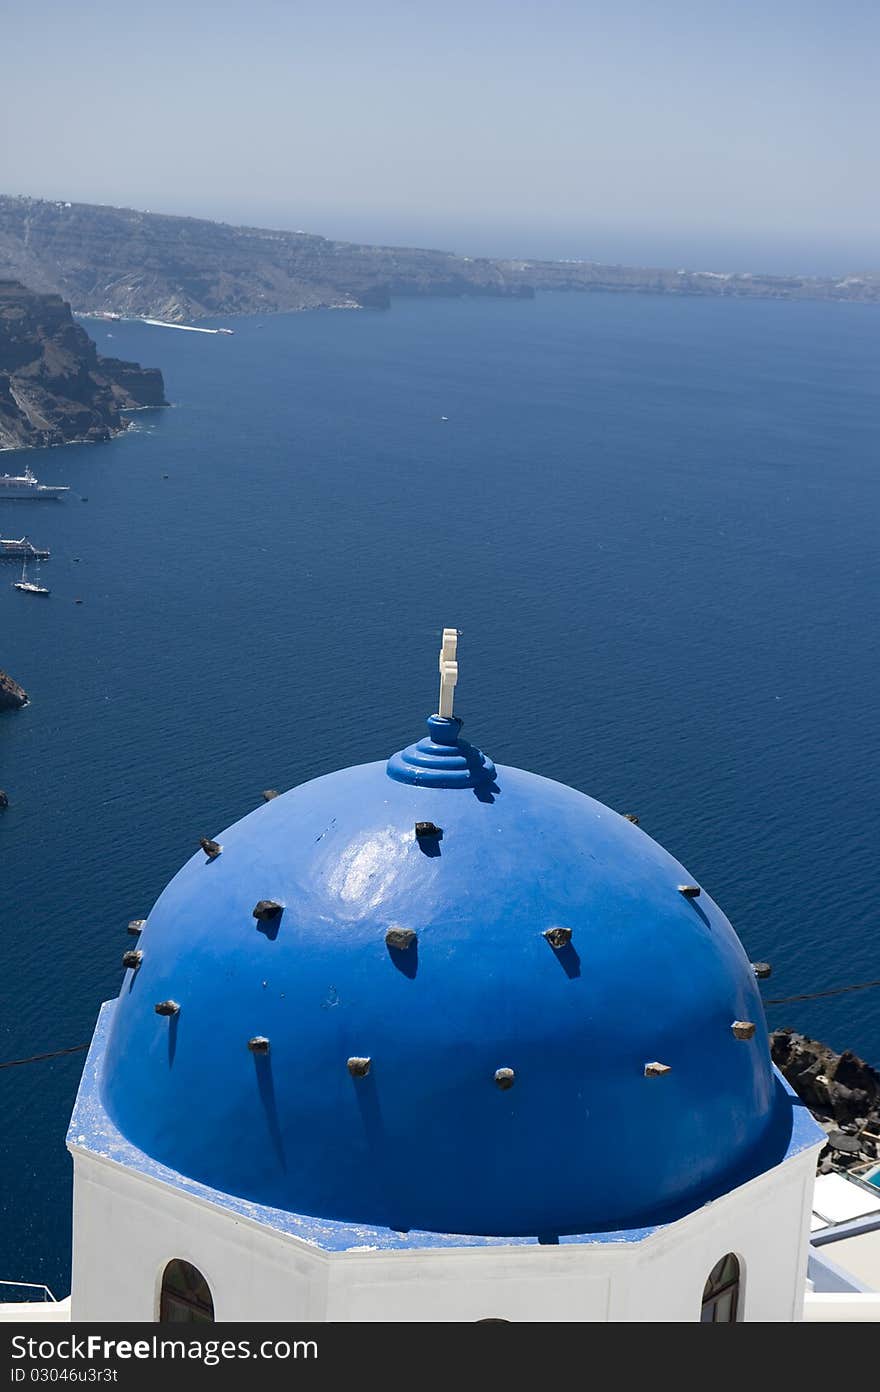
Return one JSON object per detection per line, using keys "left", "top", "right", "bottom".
{"left": 13, "top": 555, "right": 50, "bottom": 594}
{"left": 0, "top": 466, "right": 70, "bottom": 500}
{"left": 0, "top": 536, "right": 50, "bottom": 559}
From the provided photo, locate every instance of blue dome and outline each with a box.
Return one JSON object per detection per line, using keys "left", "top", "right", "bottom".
{"left": 101, "top": 712, "right": 785, "bottom": 1238}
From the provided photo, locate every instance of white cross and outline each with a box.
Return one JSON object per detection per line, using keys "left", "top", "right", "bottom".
{"left": 438, "top": 628, "right": 459, "bottom": 718}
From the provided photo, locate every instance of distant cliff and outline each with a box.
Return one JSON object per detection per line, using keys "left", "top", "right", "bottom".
{"left": 0, "top": 669, "right": 28, "bottom": 710}
{"left": 0, "top": 195, "right": 876, "bottom": 324}
{"left": 0, "top": 279, "right": 166, "bottom": 451}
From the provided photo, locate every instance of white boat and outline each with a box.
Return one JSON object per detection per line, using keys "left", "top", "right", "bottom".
{"left": 13, "top": 555, "right": 50, "bottom": 594}
{"left": 0, "top": 536, "right": 50, "bottom": 559}
{"left": 0, "top": 466, "right": 69, "bottom": 500}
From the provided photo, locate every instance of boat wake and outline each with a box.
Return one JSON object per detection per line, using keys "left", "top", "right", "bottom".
{"left": 139, "top": 319, "right": 234, "bottom": 335}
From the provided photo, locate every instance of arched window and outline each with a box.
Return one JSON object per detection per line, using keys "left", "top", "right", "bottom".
{"left": 159, "top": 1260, "right": 214, "bottom": 1323}
{"left": 700, "top": 1253, "right": 740, "bottom": 1323}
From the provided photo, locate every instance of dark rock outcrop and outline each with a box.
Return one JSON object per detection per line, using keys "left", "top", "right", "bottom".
{"left": 771, "top": 1028, "right": 880, "bottom": 1130}
{"left": 0, "top": 669, "right": 28, "bottom": 709}
{"left": 0, "top": 279, "right": 166, "bottom": 451}
{"left": 0, "top": 195, "right": 876, "bottom": 325}
{"left": 94, "top": 355, "right": 166, "bottom": 410}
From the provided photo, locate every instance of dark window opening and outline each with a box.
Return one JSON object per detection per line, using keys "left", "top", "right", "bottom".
{"left": 159, "top": 1259, "right": 214, "bottom": 1323}
{"left": 700, "top": 1253, "right": 740, "bottom": 1323}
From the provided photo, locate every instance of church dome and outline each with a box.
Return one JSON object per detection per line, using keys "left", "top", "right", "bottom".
{"left": 101, "top": 633, "right": 786, "bottom": 1238}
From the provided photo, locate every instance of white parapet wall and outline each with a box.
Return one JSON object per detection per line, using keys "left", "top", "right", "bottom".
{"left": 0, "top": 1298, "right": 71, "bottom": 1323}
{"left": 804, "top": 1292, "right": 880, "bottom": 1321}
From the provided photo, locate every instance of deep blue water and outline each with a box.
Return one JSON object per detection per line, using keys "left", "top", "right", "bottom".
{"left": 1, "top": 291, "right": 879, "bottom": 1296}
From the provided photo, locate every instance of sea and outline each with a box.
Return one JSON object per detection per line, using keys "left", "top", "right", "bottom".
{"left": 1, "top": 290, "right": 878, "bottom": 1296}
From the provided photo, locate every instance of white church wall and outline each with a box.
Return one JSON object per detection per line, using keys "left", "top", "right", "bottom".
{"left": 325, "top": 1244, "right": 620, "bottom": 1322}
{"left": 330, "top": 1147, "right": 819, "bottom": 1322}
{"left": 71, "top": 1153, "right": 329, "bottom": 1322}
{"left": 71, "top": 1136, "right": 820, "bottom": 1323}
{"left": 613, "top": 1146, "right": 818, "bottom": 1321}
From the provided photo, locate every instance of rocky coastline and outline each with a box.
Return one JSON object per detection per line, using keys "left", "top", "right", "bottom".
{"left": 771, "top": 1028, "right": 880, "bottom": 1172}
{"left": 0, "top": 279, "right": 166, "bottom": 451}
{"left": 0, "top": 195, "right": 877, "bottom": 325}
{"left": 0, "top": 668, "right": 28, "bottom": 710}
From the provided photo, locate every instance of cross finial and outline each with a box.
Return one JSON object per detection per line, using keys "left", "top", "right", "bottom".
{"left": 438, "top": 628, "right": 458, "bottom": 719}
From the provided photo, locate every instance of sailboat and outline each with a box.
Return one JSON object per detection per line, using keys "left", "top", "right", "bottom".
{"left": 13, "top": 553, "right": 50, "bottom": 595}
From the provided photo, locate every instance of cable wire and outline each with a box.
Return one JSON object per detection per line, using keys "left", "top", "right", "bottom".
{"left": 0, "top": 1043, "right": 89, "bottom": 1071}
{"left": 765, "top": 978, "right": 880, "bottom": 1006}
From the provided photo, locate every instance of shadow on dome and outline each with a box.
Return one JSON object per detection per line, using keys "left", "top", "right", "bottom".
{"left": 167, "top": 1014, "right": 178, "bottom": 1068}
{"left": 387, "top": 939, "right": 419, "bottom": 978}
{"left": 253, "top": 1052, "right": 286, "bottom": 1170}
{"left": 416, "top": 833, "right": 442, "bottom": 858}
{"left": 353, "top": 1070, "right": 386, "bottom": 1160}
{"left": 681, "top": 896, "right": 712, "bottom": 931}
{"left": 465, "top": 742, "right": 499, "bottom": 803}
{"left": 546, "top": 940, "right": 581, "bottom": 979}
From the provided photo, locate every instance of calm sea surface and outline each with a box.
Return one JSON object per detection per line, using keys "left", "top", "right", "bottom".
{"left": 1, "top": 291, "right": 878, "bottom": 1294}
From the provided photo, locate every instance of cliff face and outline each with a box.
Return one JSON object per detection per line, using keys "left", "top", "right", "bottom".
{"left": 1, "top": 195, "right": 874, "bottom": 324}
{"left": 771, "top": 1028, "right": 880, "bottom": 1128}
{"left": 0, "top": 669, "right": 28, "bottom": 710}
{"left": 0, "top": 197, "right": 533, "bottom": 322}
{"left": 0, "top": 279, "right": 166, "bottom": 451}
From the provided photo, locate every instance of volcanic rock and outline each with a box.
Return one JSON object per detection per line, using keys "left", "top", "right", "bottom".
{"left": 0, "top": 669, "right": 28, "bottom": 710}
{"left": 770, "top": 1028, "right": 880, "bottom": 1129}
{"left": 0, "top": 279, "right": 166, "bottom": 450}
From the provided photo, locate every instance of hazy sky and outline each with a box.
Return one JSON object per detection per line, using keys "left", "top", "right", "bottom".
{"left": 2, "top": 0, "right": 878, "bottom": 273}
